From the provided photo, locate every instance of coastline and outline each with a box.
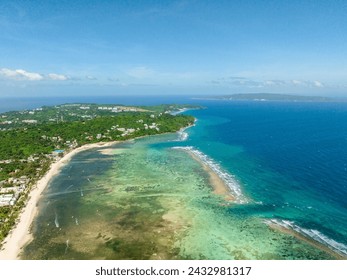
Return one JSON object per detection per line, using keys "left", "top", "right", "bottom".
{"left": 0, "top": 140, "right": 120, "bottom": 260}
{"left": 185, "top": 150, "right": 235, "bottom": 202}
{"left": 187, "top": 146, "right": 346, "bottom": 259}
{"left": 0, "top": 123, "right": 195, "bottom": 260}
{"left": 267, "top": 221, "right": 346, "bottom": 260}
{"left": 2, "top": 120, "right": 342, "bottom": 260}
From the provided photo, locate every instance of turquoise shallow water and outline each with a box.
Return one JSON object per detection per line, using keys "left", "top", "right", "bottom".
{"left": 20, "top": 100, "right": 347, "bottom": 259}
{"left": 19, "top": 138, "right": 335, "bottom": 259}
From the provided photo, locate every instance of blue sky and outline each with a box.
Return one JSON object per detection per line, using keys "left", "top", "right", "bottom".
{"left": 0, "top": 0, "right": 347, "bottom": 97}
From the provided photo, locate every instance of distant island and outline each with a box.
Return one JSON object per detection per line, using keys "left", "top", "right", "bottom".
{"left": 0, "top": 103, "right": 198, "bottom": 245}
{"left": 195, "top": 93, "right": 333, "bottom": 102}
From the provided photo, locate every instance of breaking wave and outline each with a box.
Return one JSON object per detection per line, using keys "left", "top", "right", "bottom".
{"left": 176, "top": 128, "right": 189, "bottom": 141}
{"left": 265, "top": 219, "right": 347, "bottom": 257}
{"left": 173, "top": 146, "right": 247, "bottom": 203}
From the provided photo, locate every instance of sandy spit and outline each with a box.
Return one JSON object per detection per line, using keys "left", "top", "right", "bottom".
{"left": 186, "top": 151, "right": 235, "bottom": 201}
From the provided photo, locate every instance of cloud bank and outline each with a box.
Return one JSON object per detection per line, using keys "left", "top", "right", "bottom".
{"left": 0, "top": 68, "right": 44, "bottom": 81}
{"left": 0, "top": 68, "right": 69, "bottom": 81}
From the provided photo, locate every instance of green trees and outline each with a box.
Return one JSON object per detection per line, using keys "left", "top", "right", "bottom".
{"left": 0, "top": 106, "right": 196, "bottom": 245}
{"left": 0, "top": 112, "right": 194, "bottom": 182}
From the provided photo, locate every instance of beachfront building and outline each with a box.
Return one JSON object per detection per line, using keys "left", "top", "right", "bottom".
{"left": 0, "top": 174, "right": 29, "bottom": 207}
{"left": 0, "top": 191, "right": 22, "bottom": 206}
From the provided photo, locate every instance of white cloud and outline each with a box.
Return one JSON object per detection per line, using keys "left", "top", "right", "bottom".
{"left": 0, "top": 68, "right": 71, "bottom": 81}
{"left": 291, "top": 79, "right": 325, "bottom": 88}
{"left": 126, "top": 66, "right": 154, "bottom": 78}
{"left": 0, "top": 68, "right": 43, "bottom": 81}
{"left": 313, "top": 80, "right": 324, "bottom": 88}
{"left": 291, "top": 79, "right": 303, "bottom": 85}
{"left": 210, "top": 76, "right": 327, "bottom": 90}
{"left": 211, "top": 76, "right": 264, "bottom": 88}
{"left": 47, "top": 73, "right": 69, "bottom": 81}
{"left": 264, "top": 80, "right": 286, "bottom": 86}
{"left": 86, "top": 75, "right": 97, "bottom": 80}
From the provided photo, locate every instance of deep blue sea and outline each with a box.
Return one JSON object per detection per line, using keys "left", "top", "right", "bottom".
{"left": 2, "top": 96, "right": 347, "bottom": 257}
{"left": 184, "top": 101, "right": 347, "bottom": 254}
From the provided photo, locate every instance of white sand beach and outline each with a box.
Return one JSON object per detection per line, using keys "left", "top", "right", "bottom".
{"left": 0, "top": 141, "right": 119, "bottom": 260}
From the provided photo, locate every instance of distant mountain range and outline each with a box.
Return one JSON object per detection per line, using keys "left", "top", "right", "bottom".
{"left": 196, "top": 93, "right": 334, "bottom": 102}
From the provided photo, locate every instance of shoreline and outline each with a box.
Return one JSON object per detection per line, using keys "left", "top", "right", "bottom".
{"left": 181, "top": 147, "right": 347, "bottom": 259}
{"left": 1, "top": 126, "right": 344, "bottom": 260}
{"left": 185, "top": 150, "right": 235, "bottom": 202}
{"left": 0, "top": 124, "right": 195, "bottom": 260}
{"left": 0, "top": 140, "right": 121, "bottom": 260}
{"left": 267, "top": 221, "right": 346, "bottom": 260}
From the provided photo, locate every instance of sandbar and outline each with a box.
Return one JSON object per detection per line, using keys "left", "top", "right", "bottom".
{"left": 185, "top": 151, "right": 235, "bottom": 201}
{"left": 267, "top": 221, "right": 346, "bottom": 260}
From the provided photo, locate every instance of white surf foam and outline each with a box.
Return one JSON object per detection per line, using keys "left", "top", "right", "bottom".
{"left": 265, "top": 218, "right": 347, "bottom": 257}
{"left": 173, "top": 125, "right": 194, "bottom": 142}
{"left": 173, "top": 146, "right": 247, "bottom": 203}
{"left": 176, "top": 128, "right": 189, "bottom": 141}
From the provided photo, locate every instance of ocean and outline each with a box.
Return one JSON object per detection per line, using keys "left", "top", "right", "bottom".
{"left": 3, "top": 96, "right": 346, "bottom": 259}
{"left": 186, "top": 101, "right": 347, "bottom": 257}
